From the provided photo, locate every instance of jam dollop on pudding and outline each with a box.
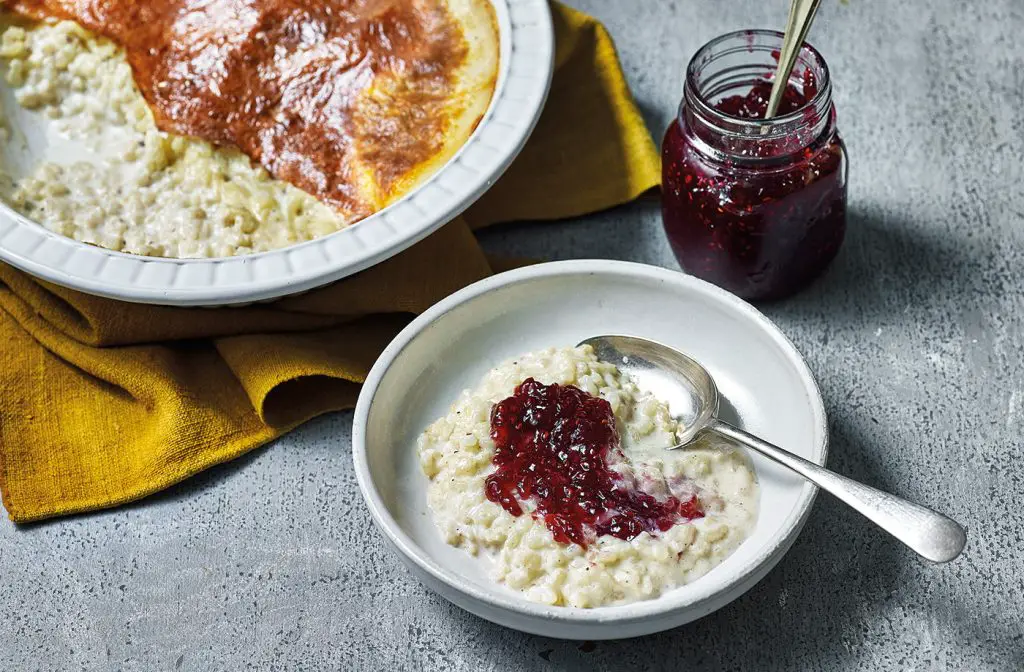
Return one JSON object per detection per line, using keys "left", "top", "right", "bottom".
{"left": 661, "top": 30, "right": 848, "bottom": 301}
{"left": 487, "top": 378, "right": 703, "bottom": 547}
{"left": 418, "top": 346, "right": 759, "bottom": 608}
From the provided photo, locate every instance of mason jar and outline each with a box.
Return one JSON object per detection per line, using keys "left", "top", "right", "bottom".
{"left": 661, "top": 29, "right": 848, "bottom": 301}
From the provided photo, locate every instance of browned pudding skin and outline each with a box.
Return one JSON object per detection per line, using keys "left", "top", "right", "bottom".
{"left": 6, "top": 0, "right": 468, "bottom": 215}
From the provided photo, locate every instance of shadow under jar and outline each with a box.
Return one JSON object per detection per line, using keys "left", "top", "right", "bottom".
{"left": 662, "top": 30, "right": 848, "bottom": 301}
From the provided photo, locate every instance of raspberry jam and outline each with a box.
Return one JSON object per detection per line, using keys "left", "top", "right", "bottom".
{"left": 485, "top": 378, "right": 703, "bottom": 548}
{"left": 662, "top": 30, "right": 848, "bottom": 301}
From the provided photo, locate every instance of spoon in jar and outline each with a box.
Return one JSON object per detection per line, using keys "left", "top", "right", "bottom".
{"left": 577, "top": 335, "right": 968, "bottom": 563}
{"left": 764, "top": 0, "right": 823, "bottom": 120}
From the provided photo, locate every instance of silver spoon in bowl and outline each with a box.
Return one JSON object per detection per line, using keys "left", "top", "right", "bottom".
{"left": 577, "top": 335, "right": 967, "bottom": 563}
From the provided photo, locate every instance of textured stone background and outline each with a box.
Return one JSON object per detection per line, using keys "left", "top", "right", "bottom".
{"left": 2, "top": 0, "right": 1023, "bottom": 670}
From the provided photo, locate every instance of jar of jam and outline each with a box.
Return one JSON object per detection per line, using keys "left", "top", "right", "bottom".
{"left": 662, "top": 30, "right": 847, "bottom": 301}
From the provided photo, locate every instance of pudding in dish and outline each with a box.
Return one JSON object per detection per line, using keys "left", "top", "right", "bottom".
{"left": 417, "top": 345, "right": 759, "bottom": 608}
{"left": 0, "top": 0, "right": 499, "bottom": 257}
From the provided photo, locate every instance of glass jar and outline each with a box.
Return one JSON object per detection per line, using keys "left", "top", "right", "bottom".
{"left": 661, "top": 30, "right": 848, "bottom": 301}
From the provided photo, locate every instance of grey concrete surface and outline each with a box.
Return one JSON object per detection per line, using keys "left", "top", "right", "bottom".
{"left": 3, "top": 0, "right": 1023, "bottom": 669}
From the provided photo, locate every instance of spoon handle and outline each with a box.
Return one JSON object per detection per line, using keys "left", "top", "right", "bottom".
{"left": 764, "top": 0, "right": 822, "bottom": 119}
{"left": 710, "top": 419, "right": 967, "bottom": 563}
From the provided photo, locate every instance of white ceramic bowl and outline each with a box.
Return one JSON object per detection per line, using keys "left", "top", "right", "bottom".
{"left": 353, "top": 260, "right": 828, "bottom": 639}
{"left": 0, "top": 0, "right": 553, "bottom": 306}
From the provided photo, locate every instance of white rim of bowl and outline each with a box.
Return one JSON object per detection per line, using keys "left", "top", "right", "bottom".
{"left": 353, "top": 259, "right": 829, "bottom": 626}
{"left": 0, "top": 0, "right": 554, "bottom": 306}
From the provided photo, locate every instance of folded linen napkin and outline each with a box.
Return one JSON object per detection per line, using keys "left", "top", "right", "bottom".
{"left": 0, "top": 2, "right": 661, "bottom": 522}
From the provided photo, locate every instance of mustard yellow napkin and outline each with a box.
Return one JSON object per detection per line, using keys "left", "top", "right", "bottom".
{"left": 0, "top": 3, "right": 660, "bottom": 523}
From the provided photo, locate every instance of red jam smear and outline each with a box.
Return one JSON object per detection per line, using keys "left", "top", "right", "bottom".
{"left": 661, "top": 79, "right": 846, "bottom": 301}
{"left": 485, "top": 378, "right": 703, "bottom": 548}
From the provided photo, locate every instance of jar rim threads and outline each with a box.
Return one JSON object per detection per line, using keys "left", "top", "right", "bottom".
{"left": 682, "top": 29, "right": 834, "bottom": 164}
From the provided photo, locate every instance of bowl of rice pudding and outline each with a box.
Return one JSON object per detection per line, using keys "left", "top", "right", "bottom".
{"left": 0, "top": 0, "right": 552, "bottom": 305}
{"left": 353, "top": 260, "right": 828, "bottom": 639}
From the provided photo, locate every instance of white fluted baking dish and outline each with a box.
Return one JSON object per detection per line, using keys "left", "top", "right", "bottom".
{"left": 0, "top": 0, "right": 553, "bottom": 306}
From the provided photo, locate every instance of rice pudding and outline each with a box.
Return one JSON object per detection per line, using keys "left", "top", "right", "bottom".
{"left": 0, "top": 0, "right": 498, "bottom": 257}
{"left": 417, "top": 345, "right": 759, "bottom": 608}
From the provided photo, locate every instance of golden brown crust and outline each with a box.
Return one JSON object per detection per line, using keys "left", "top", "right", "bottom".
{"left": 364, "top": 0, "right": 498, "bottom": 208}
{"left": 8, "top": 0, "right": 497, "bottom": 218}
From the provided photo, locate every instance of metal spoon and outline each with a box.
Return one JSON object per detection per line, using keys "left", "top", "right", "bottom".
{"left": 764, "top": 0, "right": 823, "bottom": 120}
{"left": 577, "top": 335, "right": 968, "bottom": 563}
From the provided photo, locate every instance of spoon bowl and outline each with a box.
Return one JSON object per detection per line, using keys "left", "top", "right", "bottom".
{"left": 578, "top": 334, "right": 968, "bottom": 564}
{"left": 579, "top": 334, "right": 718, "bottom": 446}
